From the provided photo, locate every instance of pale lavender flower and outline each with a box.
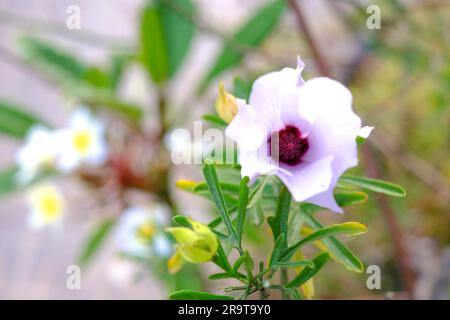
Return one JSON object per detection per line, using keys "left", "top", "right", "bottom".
{"left": 226, "top": 57, "right": 372, "bottom": 213}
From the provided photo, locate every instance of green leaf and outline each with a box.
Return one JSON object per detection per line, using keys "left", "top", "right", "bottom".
{"left": 208, "top": 273, "right": 233, "bottom": 280}
{"left": 139, "top": 5, "right": 169, "bottom": 83}
{"left": 0, "top": 167, "right": 18, "bottom": 198}
{"left": 158, "top": 0, "right": 195, "bottom": 77}
{"left": 68, "top": 84, "right": 143, "bottom": 123}
{"left": 303, "top": 213, "right": 364, "bottom": 273}
{"left": 169, "top": 290, "right": 234, "bottom": 300}
{"left": 233, "top": 76, "right": 253, "bottom": 100}
{"left": 233, "top": 255, "right": 246, "bottom": 273}
{"left": 173, "top": 215, "right": 191, "bottom": 228}
{"left": 281, "top": 222, "right": 367, "bottom": 262}
{"left": 198, "top": 0, "right": 285, "bottom": 92}
{"left": 194, "top": 181, "right": 240, "bottom": 194}
{"left": 267, "top": 186, "right": 291, "bottom": 248}
{"left": 78, "top": 218, "right": 116, "bottom": 267}
{"left": 202, "top": 159, "right": 238, "bottom": 241}
{"left": 236, "top": 177, "right": 249, "bottom": 245}
{"left": 243, "top": 250, "right": 254, "bottom": 276}
{"left": 0, "top": 100, "right": 47, "bottom": 138}
{"left": 16, "top": 37, "right": 143, "bottom": 122}
{"left": 287, "top": 252, "right": 329, "bottom": 288}
{"left": 139, "top": 0, "right": 195, "bottom": 82}
{"left": 202, "top": 114, "right": 227, "bottom": 128}
{"left": 272, "top": 260, "right": 315, "bottom": 269}
{"left": 269, "top": 233, "right": 285, "bottom": 267}
{"left": 213, "top": 242, "right": 233, "bottom": 273}
{"left": 247, "top": 176, "right": 270, "bottom": 209}
{"left": 340, "top": 174, "right": 406, "bottom": 197}
{"left": 17, "top": 36, "right": 89, "bottom": 80}
{"left": 334, "top": 191, "right": 368, "bottom": 207}
{"left": 108, "top": 54, "right": 131, "bottom": 90}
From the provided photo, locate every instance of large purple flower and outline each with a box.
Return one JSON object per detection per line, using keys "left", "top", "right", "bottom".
{"left": 226, "top": 58, "right": 371, "bottom": 213}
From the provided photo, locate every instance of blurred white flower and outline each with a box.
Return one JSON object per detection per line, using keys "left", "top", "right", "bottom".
{"left": 114, "top": 204, "right": 172, "bottom": 258}
{"left": 27, "top": 183, "right": 65, "bottom": 231}
{"left": 56, "top": 108, "right": 108, "bottom": 172}
{"left": 153, "top": 234, "right": 172, "bottom": 257}
{"left": 15, "top": 125, "right": 59, "bottom": 184}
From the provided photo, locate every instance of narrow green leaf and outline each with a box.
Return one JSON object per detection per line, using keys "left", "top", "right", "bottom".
{"left": 287, "top": 252, "right": 329, "bottom": 288}
{"left": 272, "top": 260, "right": 315, "bottom": 269}
{"left": 202, "top": 114, "right": 227, "bottom": 128}
{"left": 173, "top": 215, "right": 191, "bottom": 228}
{"left": 269, "top": 233, "right": 285, "bottom": 267}
{"left": 233, "top": 255, "right": 246, "bottom": 273}
{"left": 139, "top": 5, "right": 169, "bottom": 83}
{"left": 236, "top": 177, "right": 249, "bottom": 244}
{"left": 68, "top": 84, "right": 143, "bottom": 122}
{"left": 214, "top": 242, "right": 233, "bottom": 273}
{"left": 233, "top": 76, "right": 253, "bottom": 100}
{"left": 0, "top": 101, "right": 46, "bottom": 138}
{"left": 335, "top": 191, "right": 368, "bottom": 207}
{"left": 0, "top": 167, "right": 18, "bottom": 198}
{"left": 108, "top": 54, "right": 131, "bottom": 90}
{"left": 194, "top": 181, "right": 240, "bottom": 194}
{"left": 17, "top": 36, "right": 89, "bottom": 80}
{"left": 340, "top": 174, "right": 406, "bottom": 197}
{"left": 208, "top": 273, "right": 233, "bottom": 280}
{"left": 198, "top": 0, "right": 285, "bottom": 92}
{"left": 15, "top": 37, "right": 143, "bottom": 122}
{"left": 247, "top": 176, "right": 270, "bottom": 209}
{"left": 169, "top": 290, "right": 234, "bottom": 300}
{"left": 243, "top": 250, "right": 254, "bottom": 276}
{"left": 267, "top": 186, "right": 291, "bottom": 248}
{"left": 78, "top": 218, "right": 116, "bottom": 267}
{"left": 303, "top": 213, "right": 364, "bottom": 273}
{"left": 282, "top": 222, "right": 367, "bottom": 262}
{"left": 158, "top": 0, "right": 195, "bottom": 77}
{"left": 202, "top": 159, "right": 237, "bottom": 241}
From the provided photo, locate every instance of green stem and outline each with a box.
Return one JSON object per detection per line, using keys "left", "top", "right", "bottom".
{"left": 280, "top": 268, "right": 289, "bottom": 300}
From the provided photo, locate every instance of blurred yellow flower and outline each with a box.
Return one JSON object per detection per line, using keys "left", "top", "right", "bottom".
{"left": 27, "top": 183, "right": 65, "bottom": 230}
{"left": 166, "top": 218, "right": 218, "bottom": 273}
{"left": 215, "top": 81, "right": 239, "bottom": 123}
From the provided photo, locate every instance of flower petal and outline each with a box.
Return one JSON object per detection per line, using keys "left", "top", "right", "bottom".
{"left": 226, "top": 100, "right": 267, "bottom": 151}
{"left": 249, "top": 67, "right": 304, "bottom": 130}
{"left": 277, "top": 155, "right": 334, "bottom": 202}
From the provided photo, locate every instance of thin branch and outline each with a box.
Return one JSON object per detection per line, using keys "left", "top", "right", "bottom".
{"left": 287, "top": 0, "right": 331, "bottom": 77}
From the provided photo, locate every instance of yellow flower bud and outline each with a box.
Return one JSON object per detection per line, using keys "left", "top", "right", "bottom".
{"left": 215, "top": 81, "right": 239, "bottom": 123}
{"left": 166, "top": 218, "right": 218, "bottom": 271}
{"left": 175, "top": 179, "right": 198, "bottom": 191}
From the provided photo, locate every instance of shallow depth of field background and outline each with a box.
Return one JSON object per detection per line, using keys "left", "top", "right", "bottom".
{"left": 0, "top": 0, "right": 449, "bottom": 299}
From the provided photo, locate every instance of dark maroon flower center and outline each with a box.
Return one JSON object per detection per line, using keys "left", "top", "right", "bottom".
{"left": 268, "top": 125, "right": 309, "bottom": 166}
